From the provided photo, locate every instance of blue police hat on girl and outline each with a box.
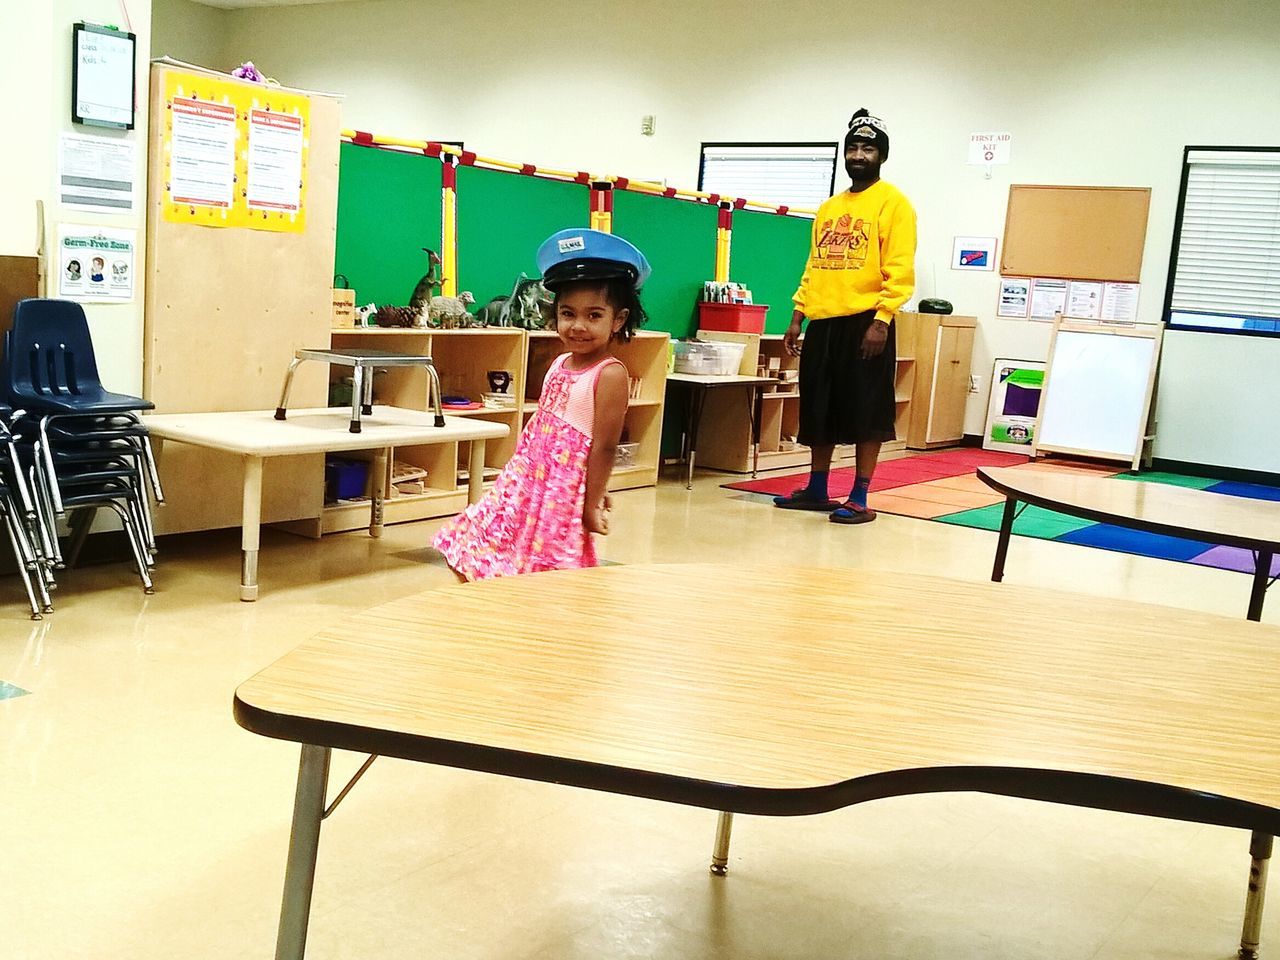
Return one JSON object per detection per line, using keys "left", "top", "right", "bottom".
{"left": 536, "top": 228, "right": 651, "bottom": 291}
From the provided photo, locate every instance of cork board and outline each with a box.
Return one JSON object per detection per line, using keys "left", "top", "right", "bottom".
{"left": 144, "top": 64, "right": 341, "bottom": 534}
{"left": 1001, "top": 185, "right": 1151, "bottom": 282}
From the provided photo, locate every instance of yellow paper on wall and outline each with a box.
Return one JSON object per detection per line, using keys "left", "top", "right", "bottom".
{"left": 160, "top": 70, "right": 309, "bottom": 233}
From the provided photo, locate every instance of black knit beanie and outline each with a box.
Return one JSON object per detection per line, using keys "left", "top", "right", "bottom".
{"left": 844, "top": 108, "right": 889, "bottom": 160}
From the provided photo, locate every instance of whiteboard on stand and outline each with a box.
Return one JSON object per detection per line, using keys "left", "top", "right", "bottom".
{"left": 1033, "top": 316, "right": 1162, "bottom": 470}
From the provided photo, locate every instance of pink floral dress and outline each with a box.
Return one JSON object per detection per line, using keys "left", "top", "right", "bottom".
{"left": 433, "top": 353, "right": 624, "bottom": 580}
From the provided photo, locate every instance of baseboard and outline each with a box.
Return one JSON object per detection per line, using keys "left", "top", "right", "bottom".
{"left": 1151, "top": 458, "right": 1280, "bottom": 487}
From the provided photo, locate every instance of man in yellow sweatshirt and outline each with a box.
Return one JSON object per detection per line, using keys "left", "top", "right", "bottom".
{"left": 774, "top": 108, "right": 916, "bottom": 524}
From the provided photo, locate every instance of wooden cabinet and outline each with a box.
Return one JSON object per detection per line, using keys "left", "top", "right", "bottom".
{"left": 895, "top": 312, "right": 977, "bottom": 450}
{"left": 526, "top": 330, "right": 669, "bottom": 492}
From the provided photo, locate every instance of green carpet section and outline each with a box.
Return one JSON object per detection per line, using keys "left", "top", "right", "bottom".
{"left": 938, "top": 503, "right": 1096, "bottom": 539}
{"left": 1110, "top": 471, "right": 1218, "bottom": 489}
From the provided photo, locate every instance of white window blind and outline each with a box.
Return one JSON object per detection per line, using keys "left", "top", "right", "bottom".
{"left": 1169, "top": 149, "right": 1280, "bottom": 331}
{"left": 699, "top": 144, "right": 836, "bottom": 211}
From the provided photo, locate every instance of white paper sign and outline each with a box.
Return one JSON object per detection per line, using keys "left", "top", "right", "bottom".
{"left": 1066, "top": 280, "right": 1105, "bottom": 319}
{"left": 57, "top": 225, "right": 136, "bottom": 302}
{"left": 1029, "top": 278, "right": 1068, "bottom": 320}
{"left": 951, "top": 236, "right": 998, "bottom": 271}
{"left": 74, "top": 27, "right": 134, "bottom": 128}
{"left": 169, "top": 96, "right": 237, "bottom": 209}
{"left": 997, "top": 277, "right": 1031, "bottom": 318}
{"left": 247, "top": 108, "right": 304, "bottom": 215}
{"left": 968, "top": 132, "right": 1012, "bottom": 165}
{"left": 1101, "top": 282, "right": 1141, "bottom": 322}
{"left": 59, "top": 133, "right": 135, "bottom": 214}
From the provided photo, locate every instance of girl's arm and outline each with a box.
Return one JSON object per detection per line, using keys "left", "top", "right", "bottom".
{"left": 583, "top": 362, "right": 630, "bottom": 535}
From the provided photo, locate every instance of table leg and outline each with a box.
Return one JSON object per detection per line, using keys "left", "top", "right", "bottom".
{"left": 710, "top": 811, "right": 734, "bottom": 877}
{"left": 241, "top": 455, "right": 264, "bottom": 602}
{"left": 361, "top": 361, "right": 374, "bottom": 416}
{"left": 1248, "top": 550, "right": 1273, "bottom": 623}
{"left": 274, "top": 744, "right": 331, "bottom": 960}
{"left": 349, "top": 365, "right": 365, "bottom": 434}
{"left": 274, "top": 356, "right": 304, "bottom": 421}
{"left": 991, "top": 497, "right": 1017, "bottom": 583}
{"left": 687, "top": 386, "right": 707, "bottom": 491}
{"left": 748, "top": 385, "right": 762, "bottom": 479}
{"left": 369, "top": 448, "right": 388, "bottom": 539}
{"left": 467, "top": 440, "right": 487, "bottom": 504}
{"left": 1239, "top": 831, "right": 1272, "bottom": 960}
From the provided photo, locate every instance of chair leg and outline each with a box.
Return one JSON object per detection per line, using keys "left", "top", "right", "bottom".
{"left": 2, "top": 502, "right": 43, "bottom": 619}
{"left": 37, "top": 419, "right": 64, "bottom": 515}
{"left": 30, "top": 462, "right": 64, "bottom": 569}
{"left": 64, "top": 506, "right": 96, "bottom": 569}
{"left": 102, "top": 500, "right": 154, "bottom": 594}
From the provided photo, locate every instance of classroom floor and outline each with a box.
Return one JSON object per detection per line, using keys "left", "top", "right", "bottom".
{"left": 1, "top": 465, "right": 1275, "bottom": 959}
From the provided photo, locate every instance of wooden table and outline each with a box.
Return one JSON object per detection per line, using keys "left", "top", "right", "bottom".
{"left": 145, "top": 406, "right": 507, "bottom": 601}
{"left": 978, "top": 466, "right": 1280, "bottom": 621}
{"left": 666, "top": 373, "right": 777, "bottom": 489}
{"left": 235, "top": 563, "right": 1280, "bottom": 959}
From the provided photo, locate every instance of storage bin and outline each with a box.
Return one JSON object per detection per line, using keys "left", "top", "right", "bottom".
{"left": 698, "top": 302, "right": 767, "bottom": 334}
{"left": 615, "top": 442, "right": 640, "bottom": 468}
{"left": 673, "top": 340, "right": 747, "bottom": 376}
{"left": 325, "top": 457, "right": 369, "bottom": 501}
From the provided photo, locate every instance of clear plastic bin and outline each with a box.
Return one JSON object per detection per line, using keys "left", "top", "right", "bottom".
{"left": 672, "top": 340, "right": 746, "bottom": 376}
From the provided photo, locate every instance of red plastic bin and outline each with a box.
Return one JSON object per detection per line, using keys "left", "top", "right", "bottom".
{"left": 697, "top": 302, "right": 767, "bottom": 334}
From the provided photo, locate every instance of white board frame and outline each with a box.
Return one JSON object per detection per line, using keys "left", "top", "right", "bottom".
{"left": 1033, "top": 314, "right": 1162, "bottom": 470}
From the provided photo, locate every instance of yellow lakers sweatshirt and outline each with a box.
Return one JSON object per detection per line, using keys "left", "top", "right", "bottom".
{"left": 792, "top": 180, "right": 917, "bottom": 324}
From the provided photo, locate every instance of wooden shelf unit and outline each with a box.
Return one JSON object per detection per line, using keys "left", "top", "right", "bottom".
{"left": 895, "top": 312, "right": 977, "bottom": 450}
{"left": 526, "top": 330, "right": 670, "bottom": 492}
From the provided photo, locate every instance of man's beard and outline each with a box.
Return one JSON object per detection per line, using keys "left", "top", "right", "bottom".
{"left": 846, "top": 159, "right": 882, "bottom": 182}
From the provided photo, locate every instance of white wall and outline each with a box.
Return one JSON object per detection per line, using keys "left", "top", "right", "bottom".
{"left": 151, "top": 0, "right": 230, "bottom": 70}
{"left": 223, "top": 0, "right": 1280, "bottom": 469}
{"left": 3, "top": 0, "right": 152, "bottom": 396}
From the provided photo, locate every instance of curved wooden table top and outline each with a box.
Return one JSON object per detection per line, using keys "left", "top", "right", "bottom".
{"left": 235, "top": 563, "right": 1280, "bottom": 830}
{"left": 979, "top": 466, "right": 1280, "bottom": 552}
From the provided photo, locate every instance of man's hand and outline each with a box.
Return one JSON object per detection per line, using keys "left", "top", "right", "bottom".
{"left": 783, "top": 317, "right": 804, "bottom": 357}
{"left": 860, "top": 320, "right": 888, "bottom": 359}
{"left": 584, "top": 494, "right": 612, "bottom": 535}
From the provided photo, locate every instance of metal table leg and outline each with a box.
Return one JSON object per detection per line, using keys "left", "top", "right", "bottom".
{"left": 360, "top": 360, "right": 374, "bottom": 416}
{"left": 1248, "top": 550, "right": 1273, "bottom": 623}
{"left": 748, "top": 385, "right": 763, "bottom": 479}
{"left": 274, "top": 744, "right": 331, "bottom": 960}
{"left": 686, "top": 385, "right": 707, "bottom": 491}
{"left": 710, "top": 811, "right": 734, "bottom": 876}
{"left": 467, "top": 440, "right": 487, "bottom": 504}
{"left": 240, "top": 455, "right": 264, "bottom": 602}
{"left": 274, "top": 355, "right": 305, "bottom": 421}
{"left": 1240, "top": 831, "right": 1272, "bottom": 960}
{"left": 991, "top": 497, "right": 1018, "bottom": 583}
{"left": 369, "top": 448, "right": 388, "bottom": 539}
{"left": 348, "top": 364, "right": 365, "bottom": 434}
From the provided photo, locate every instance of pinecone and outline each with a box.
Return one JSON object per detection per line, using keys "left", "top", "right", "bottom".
{"left": 374, "top": 305, "right": 419, "bottom": 328}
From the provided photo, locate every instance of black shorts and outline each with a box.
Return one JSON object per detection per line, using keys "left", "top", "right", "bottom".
{"left": 797, "top": 311, "right": 897, "bottom": 447}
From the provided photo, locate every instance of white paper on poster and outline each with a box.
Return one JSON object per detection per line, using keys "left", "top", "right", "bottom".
{"left": 246, "top": 108, "right": 304, "bottom": 215}
{"left": 996, "top": 277, "right": 1031, "bottom": 318}
{"left": 951, "top": 236, "right": 998, "bottom": 271}
{"left": 1029, "top": 278, "right": 1068, "bottom": 320}
{"left": 169, "top": 96, "right": 237, "bottom": 209}
{"left": 58, "top": 133, "right": 135, "bottom": 214}
{"left": 74, "top": 28, "right": 134, "bottom": 128}
{"left": 967, "top": 132, "right": 1012, "bottom": 165}
{"left": 1101, "top": 282, "right": 1142, "bottom": 322}
{"left": 1066, "top": 280, "right": 1104, "bottom": 319}
{"left": 57, "top": 225, "right": 136, "bottom": 303}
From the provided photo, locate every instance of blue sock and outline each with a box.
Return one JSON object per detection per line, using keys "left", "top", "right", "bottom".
{"left": 805, "top": 471, "right": 830, "bottom": 500}
{"left": 849, "top": 475, "right": 872, "bottom": 509}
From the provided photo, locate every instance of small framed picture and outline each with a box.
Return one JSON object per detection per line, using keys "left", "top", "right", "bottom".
{"left": 951, "top": 236, "right": 997, "bottom": 271}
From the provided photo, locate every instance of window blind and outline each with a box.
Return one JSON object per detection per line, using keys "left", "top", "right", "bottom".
{"left": 699, "top": 144, "right": 837, "bottom": 211}
{"left": 1168, "top": 149, "right": 1280, "bottom": 332}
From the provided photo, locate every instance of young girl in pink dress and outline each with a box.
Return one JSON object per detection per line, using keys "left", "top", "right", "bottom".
{"left": 432, "top": 228, "right": 650, "bottom": 580}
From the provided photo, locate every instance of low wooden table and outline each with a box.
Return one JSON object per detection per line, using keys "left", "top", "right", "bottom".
{"left": 978, "top": 466, "right": 1280, "bottom": 621}
{"left": 235, "top": 563, "right": 1280, "bottom": 959}
{"left": 145, "top": 406, "right": 507, "bottom": 601}
{"left": 666, "top": 373, "right": 777, "bottom": 489}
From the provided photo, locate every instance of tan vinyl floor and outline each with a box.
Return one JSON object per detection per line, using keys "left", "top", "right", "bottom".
{"left": 1, "top": 466, "right": 1275, "bottom": 959}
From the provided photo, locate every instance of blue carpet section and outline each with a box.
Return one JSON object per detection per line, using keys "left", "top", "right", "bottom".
{"left": 1207, "top": 480, "right": 1280, "bottom": 503}
{"left": 1056, "top": 523, "right": 1209, "bottom": 562}
{"left": 0, "top": 681, "right": 30, "bottom": 700}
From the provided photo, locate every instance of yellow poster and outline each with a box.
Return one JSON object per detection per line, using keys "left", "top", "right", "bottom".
{"left": 160, "top": 70, "right": 309, "bottom": 233}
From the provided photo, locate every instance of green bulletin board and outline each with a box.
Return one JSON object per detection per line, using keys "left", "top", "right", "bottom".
{"left": 729, "top": 210, "right": 813, "bottom": 334}
{"left": 333, "top": 142, "right": 442, "bottom": 308}
{"left": 612, "top": 190, "right": 718, "bottom": 340}
{"left": 456, "top": 166, "right": 588, "bottom": 308}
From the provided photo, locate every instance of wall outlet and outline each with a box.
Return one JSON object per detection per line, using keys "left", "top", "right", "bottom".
{"left": 640, "top": 115, "right": 656, "bottom": 136}
{"left": 968, "top": 374, "right": 980, "bottom": 393}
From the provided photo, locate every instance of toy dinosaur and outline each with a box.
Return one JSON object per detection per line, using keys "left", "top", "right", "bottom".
{"left": 408, "top": 248, "right": 445, "bottom": 313}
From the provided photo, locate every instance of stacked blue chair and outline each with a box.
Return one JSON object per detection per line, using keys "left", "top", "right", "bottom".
{"left": 3, "top": 299, "right": 164, "bottom": 603}
{"left": 0, "top": 403, "right": 53, "bottom": 618}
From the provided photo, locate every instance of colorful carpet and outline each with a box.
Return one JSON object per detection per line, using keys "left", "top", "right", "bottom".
{"left": 723, "top": 449, "right": 1280, "bottom": 576}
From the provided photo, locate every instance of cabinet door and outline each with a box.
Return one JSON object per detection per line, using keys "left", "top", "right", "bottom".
{"left": 926, "top": 326, "right": 975, "bottom": 443}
